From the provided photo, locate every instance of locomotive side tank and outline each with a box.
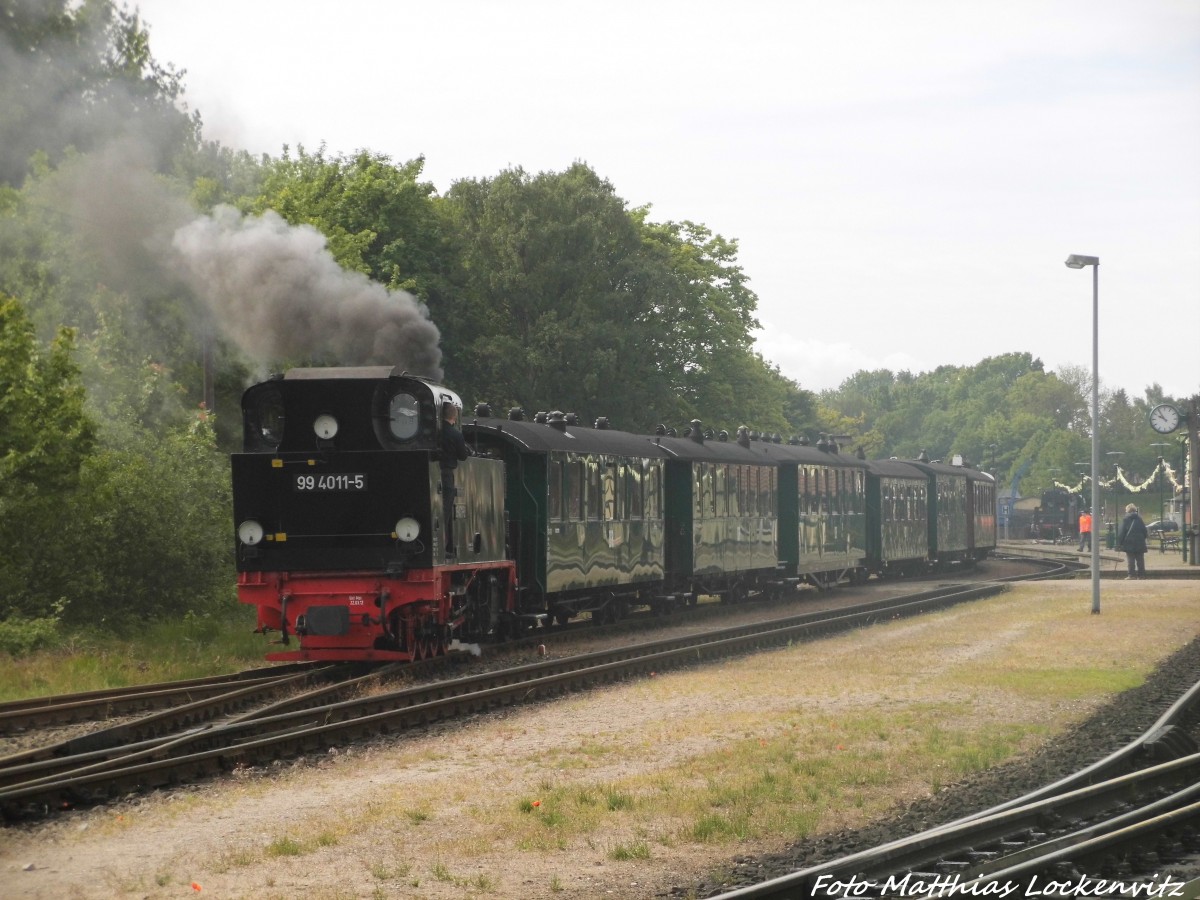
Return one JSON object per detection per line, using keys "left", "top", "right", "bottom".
{"left": 232, "top": 368, "right": 517, "bottom": 661}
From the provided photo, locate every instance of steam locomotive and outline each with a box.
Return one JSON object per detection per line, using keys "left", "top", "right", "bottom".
{"left": 232, "top": 367, "right": 996, "bottom": 661}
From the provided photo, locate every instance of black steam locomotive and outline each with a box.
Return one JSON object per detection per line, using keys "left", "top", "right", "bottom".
{"left": 231, "top": 368, "right": 996, "bottom": 661}
{"left": 1032, "top": 487, "right": 1080, "bottom": 541}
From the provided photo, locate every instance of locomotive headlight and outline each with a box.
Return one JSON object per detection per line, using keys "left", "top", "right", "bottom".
{"left": 313, "top": 414, "right": 339, "bottom": 440}
{"left": 394, "top": 517, "right": 420, "bottom": 542}
{"left": 238, "top": 519, "right": 265, "bottom": 546}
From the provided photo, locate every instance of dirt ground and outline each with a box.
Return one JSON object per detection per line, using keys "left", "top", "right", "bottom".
{"left": 3, "top": 577, "right": 1197, "bottom": 900}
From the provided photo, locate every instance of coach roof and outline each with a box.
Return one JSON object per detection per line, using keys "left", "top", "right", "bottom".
{"left": 463, "top": 417, "right": 671, "bottom": 459}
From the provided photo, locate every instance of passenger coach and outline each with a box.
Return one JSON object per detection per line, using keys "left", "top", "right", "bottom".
{"left": 464, "top": 410, "right": 670, "bottom": 625}
{"left": 907, "top": 455, "right": 997, "bottom": 566}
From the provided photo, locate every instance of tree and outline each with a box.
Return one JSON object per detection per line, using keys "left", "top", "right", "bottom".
{"left": 0, "top": 0, "right": 197, "bottom": 187}
{"left": 247, "top": 147, "right": 448, "bottom": 294}
{"left": 0, "top": 294, "right": 95, "bottom": 619}
{"left": 441, "top": 164, "right": 664, "bottom": 427}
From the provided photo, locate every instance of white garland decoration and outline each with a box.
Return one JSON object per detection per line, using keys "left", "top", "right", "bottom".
{"left": 1052, "top": 450, "right": 1191, "bottom": 496}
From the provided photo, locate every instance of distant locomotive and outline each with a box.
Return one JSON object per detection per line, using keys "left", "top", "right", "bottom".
{"left": 1032, "top": 487, "right": 1079, "bottom": 541}
{"left": 231, "top": 368, "right": 996, "bottom": 662}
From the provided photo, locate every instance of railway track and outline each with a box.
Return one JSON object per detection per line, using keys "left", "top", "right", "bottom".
{"left": 4, "top": 567, "right": 1072, "bottom": 823}
{"left": 703, "top": 654, "right": 1200, "bottom": 899}
{"left": 0, "top": 661, "right": 328, "bottom": 734}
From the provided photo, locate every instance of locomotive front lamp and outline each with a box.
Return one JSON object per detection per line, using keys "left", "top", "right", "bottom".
{"left": 394, "top": 517, "right": 421, "bottom": 542}
{"left": 313, "top": 414, "right": 339, "bottom": 440}
{"left": 1065, "top": 252, "right": 1100, "bottom": 614}
{"left": 238, "top": 520, "right": 265, "bottom": 546}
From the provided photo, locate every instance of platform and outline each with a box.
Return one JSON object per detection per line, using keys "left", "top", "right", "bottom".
{"left": 997, "top": 539, "right": 1199, "bottom": 579}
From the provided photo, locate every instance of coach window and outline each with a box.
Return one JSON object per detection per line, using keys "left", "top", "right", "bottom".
{"left": 627, "top": 461, "right": 643, "bottom": 519}
{"left": 644, "top": 461, "right": 661, "bottom": 519}
{"left": 548, "top": 456, "right": 563, "bottom": 521}
{"left": 583, "top": 458, "right": 597, "bottom": 520}
{"left": 602, "top": 461, "right": 618, "bottom": 522}
{"left": 567, "top": 459, "right": 584, "bottom": 521}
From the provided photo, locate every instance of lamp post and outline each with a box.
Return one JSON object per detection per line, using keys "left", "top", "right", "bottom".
{"left": 1151, "top": 443, "right": 1172, "bottom": 553}
{"left": 1066, "top": 254, "right": 1100, "bottom": 613}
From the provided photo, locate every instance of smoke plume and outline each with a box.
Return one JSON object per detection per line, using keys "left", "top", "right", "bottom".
{"left": 172, "top": 205, "right": 443, "bottom": 379}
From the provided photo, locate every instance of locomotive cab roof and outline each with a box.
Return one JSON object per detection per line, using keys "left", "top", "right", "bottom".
{"left": 241, "top": 367, "right": 461, "bottom": 453}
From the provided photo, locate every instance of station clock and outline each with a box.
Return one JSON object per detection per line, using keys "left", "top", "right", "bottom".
{"left": 1148, "top": 403, "right": 1181, "bottom": 434}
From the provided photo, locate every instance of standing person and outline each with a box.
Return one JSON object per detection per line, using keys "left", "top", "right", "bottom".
{"left": 1116, "top": 503, "right": 1149, "bottom": 579}
{"left": 1077, "top": 508, "right": 1092, "bottom": 552}
{"left": 440, "top": 402, "right": 469, "bottom": 555}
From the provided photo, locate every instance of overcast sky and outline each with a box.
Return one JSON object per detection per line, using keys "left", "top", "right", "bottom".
{"left": 133, "top": 0, "right": 1200, "bottom": 401}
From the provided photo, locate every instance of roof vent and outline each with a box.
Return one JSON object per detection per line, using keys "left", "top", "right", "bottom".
{"left": 737, "top": 426, "right": 751, "bottom": 448}
{"left": 474, "top": 402, "right": 492, "bottom": 418}
{"left": 917, "top": 449, "right": 930, "bottom": 462}
{"left": 798, "top": 435, "right": 811, "bottom": 446}
{"left": 508, "top": 407, "right": 524, "bottom": 421}
{"left": 772, "top": 433, "right": 782, "bottom": 444}
{"left": 688, "top": 419, "right": 704, "bottom": 444}
{"left": 564, "top": 413, "right": 580, "bottom": 426}
{"left": 594, "top": 417, "right": 610, "bottom": 430}
{"left": 718, "top": 430, "right": 729, "bottom": 442}
{"left": 548, "top": 411, "right": 568, "bottom": 431}
{"left": 534, "top": 411, "right": 548, "bottom": 424}
{"left": 856, "top": 447, "right": 866, "bottom": 460}
{"left": 655, "top": 424, "right": 667, "bottom": 436}
{"left": 788, "top": 435, "right": 801, "bottom": 446}
{"left": 817, "top": 435, "right": 830, "bottom": 452}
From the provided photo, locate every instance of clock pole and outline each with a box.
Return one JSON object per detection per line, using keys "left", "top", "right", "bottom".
{"left": 1189, "top": 396, "right": 1199, "bottom": 566}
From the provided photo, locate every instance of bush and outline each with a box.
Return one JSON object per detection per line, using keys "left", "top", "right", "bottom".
{"left": 0, "top": 615, "right": 62, "bottom": 656}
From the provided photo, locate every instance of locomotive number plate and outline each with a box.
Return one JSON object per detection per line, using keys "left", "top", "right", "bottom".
{"left": 294, "top": 473, "right": 367, "bottom": 492}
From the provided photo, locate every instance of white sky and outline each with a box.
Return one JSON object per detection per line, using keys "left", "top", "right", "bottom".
{"left": 133, "top": 0, "right": 1200, "bottom": 401}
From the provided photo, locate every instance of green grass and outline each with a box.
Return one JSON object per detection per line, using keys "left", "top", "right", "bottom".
{"left": 0, "top": 606, "right": 268, "bottom": 701}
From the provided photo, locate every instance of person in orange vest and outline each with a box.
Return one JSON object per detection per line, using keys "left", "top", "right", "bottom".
{"left": 1077, "top": 508, "right": 1092, "bottom": 551}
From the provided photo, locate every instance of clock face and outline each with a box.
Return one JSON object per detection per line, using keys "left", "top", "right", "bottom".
{"left": 1149, "top": 404, "right": 1180, "bottom": 434}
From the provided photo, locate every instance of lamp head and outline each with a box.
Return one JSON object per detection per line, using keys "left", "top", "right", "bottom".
{"left": 1065, "top": 254, "right": 1099, "bottom": 269}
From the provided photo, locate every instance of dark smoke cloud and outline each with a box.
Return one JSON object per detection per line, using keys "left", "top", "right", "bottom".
{"left": 2, "top": 3, "right": 443, "bottom": 380}
{"left": 172, "top": 205, "right": 443, "bottom": 379}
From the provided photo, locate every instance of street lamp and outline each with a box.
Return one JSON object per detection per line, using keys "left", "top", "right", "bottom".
{"left": 1066, "top": 253, "right": 1100, "bottom": 613}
